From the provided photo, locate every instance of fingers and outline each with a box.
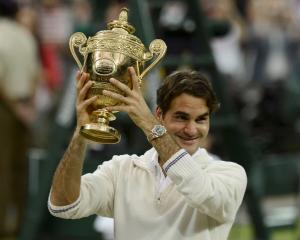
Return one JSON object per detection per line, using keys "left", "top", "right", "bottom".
{"left": 108, "top": 67, "right": 140, "bottom": 95}
{"left": 77, "top": 95, "right": 97, "bottom": 112}
{"left": 78, "top": 80, "right": 95, "bottom": 103}
{"left": 102, "top": 89, "right": 129, "bottom": 104}
{"left": 76, "top": 71, "right": 94, "bottom": 103}
{"left": 109, "top": 78, "right": 131, "bottom": 95}
{"left": 128, "top": 67, "right": 140, "bottom": 91}
{"left": 76, "top": 71, "right": 89, "bottom": 94}
{"left": 105, "top": 104, "right": 128, "bottom": 113}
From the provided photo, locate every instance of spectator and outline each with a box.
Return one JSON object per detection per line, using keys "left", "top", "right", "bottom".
{"left": 0, "top": 0, "right": 40, "bottom": 236}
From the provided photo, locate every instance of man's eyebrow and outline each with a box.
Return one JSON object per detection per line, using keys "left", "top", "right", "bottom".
{"left": 174, "top": 111, "right": 188, "bottom": 115}
{"left": 197, "top": 112, "right": 209, "bottom": 118}
{"left": 173, "top": 111, "right": 210, "bottom": 118}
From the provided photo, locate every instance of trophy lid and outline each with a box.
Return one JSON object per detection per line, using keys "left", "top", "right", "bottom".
{"left": 88, "top": 7, "right": 149, "bottom": 61}
{"left": 107, "top": 8, "right": 135, "bottom": 34}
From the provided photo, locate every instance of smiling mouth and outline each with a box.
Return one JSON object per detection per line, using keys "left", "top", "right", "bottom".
{"left": 177, "top": 136, "right": 199, "bottom": 141}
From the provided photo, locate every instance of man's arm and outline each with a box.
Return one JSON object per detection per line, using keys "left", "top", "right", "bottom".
{"left": 50, "top": 128, "right": 87, "bottom": 205}
{"left": 50, "top": 72, "right": 97, "bottom": 206}
{"left": 142, "top": 124, "right": 181, "bottom": 169}
{"left": 103, "top": 67, "right": 181, "bottom": 167}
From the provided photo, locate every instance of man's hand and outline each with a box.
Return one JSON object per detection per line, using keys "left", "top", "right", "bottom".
{"left": 75, "top": 71, "right": 98, "bottom": 130}
{"left": 103, "top": 67, "right": 157, "bottom": 133}
{"left": 103, "top": 67, "right": 181, "bottom": 167}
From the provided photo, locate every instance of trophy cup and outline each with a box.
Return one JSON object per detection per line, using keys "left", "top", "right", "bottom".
{"left": 69, "top": 8, "right": 167, "bottom": 144}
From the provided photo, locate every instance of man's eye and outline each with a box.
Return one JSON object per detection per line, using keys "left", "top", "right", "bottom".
{"left": 196, "top": 118, "right": 207, "bottom": 123}
{"left": 175, "top": 115, "right": 187, "bottom": 120}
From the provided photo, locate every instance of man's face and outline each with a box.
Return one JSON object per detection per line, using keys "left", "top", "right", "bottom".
{"left": 156, "top": 93, "right": 210, "bottom": 155}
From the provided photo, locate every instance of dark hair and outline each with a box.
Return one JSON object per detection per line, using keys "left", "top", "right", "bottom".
{"left": 156, "top": 70, "right": 220, "bottom": 114}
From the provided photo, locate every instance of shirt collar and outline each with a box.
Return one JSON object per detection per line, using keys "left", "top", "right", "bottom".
{"left": 148, "top": 147, "right": 207, "bottom": 171}
{"left": 191, "top": 148, "right": 207, "bottom": 158}
{"left": 148, "top": 150, "right": 159, "bottom": 173}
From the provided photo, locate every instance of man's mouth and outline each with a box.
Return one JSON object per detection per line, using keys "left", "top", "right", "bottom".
{"left": 177, "top": 135, "right": 199, "bottom": 143}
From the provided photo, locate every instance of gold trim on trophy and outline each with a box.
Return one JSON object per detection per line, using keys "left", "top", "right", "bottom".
{"left": 69, "top": 7, "right": 167, "bottom": 143}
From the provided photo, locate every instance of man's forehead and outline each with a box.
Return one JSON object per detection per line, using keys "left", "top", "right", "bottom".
{"left": 170, "top": 94, "right": 208, "bottom": 107}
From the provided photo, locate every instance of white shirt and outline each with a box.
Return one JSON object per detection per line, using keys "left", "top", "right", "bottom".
{"left": 49, "top": 148, "right": 247, "bottom": 240}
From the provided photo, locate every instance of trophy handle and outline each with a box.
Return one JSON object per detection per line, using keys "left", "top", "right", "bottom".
{"left": 69, "top": 32, "right": 88, "bottom": 71}
{"left": 140, "top": 39, "right": 167, "bottom": 80}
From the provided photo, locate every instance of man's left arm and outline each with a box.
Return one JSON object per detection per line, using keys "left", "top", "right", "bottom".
{"left": 103, "top": 67, "right": 182, "bottom": 163}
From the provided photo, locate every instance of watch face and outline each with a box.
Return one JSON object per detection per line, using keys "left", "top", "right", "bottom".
{"left": 147, "top": 125, "right": 167, "bottom": 141}
{"left": 154, "top": 125, "right": 166, "bottom": 136}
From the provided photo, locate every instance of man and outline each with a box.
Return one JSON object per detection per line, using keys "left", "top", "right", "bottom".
{"left": 48, "top": 67, "right": 247, "bottom": 240}
{"left": 0, "top": 0, "right": 39, "bottom": 236}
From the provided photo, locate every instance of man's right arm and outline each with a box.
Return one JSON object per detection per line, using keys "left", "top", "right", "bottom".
{"left": 50, "top": 71, "right": 97, "bottom": 206}
{"left": 50, "top": 127, "right": 87, "bottom": 206}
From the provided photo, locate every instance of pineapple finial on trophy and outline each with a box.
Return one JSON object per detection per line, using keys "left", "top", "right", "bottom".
{"left": 107, "top": 7, "right": 135, "bottom": 34}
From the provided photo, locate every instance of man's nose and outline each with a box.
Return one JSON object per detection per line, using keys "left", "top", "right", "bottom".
{"left": 184, "top": 122, "right": 198, "bottom": 135}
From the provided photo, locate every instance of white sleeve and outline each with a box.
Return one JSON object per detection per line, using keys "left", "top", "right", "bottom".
{"left": 48, "top": 192, "right": 82, "bottom": 219}
{"left": 48, "top": 157, "right": 118, "bottom": 219}
{"left": 163, "top": 149, "right": 247, "bottom": 222}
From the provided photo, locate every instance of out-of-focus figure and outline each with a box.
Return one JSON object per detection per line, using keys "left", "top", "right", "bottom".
{"left": 0, "top": 0, "right": 40, "bottom": 237}
{"left": 201, "top": 0, "right": 247, "bottom": 89}
{"left": 72, "top": 0, "right": 95, "bottom": 37}
{"left": 247, "top": 0, "right": 297, "bottom": 84}
{"left": 37, "top": 0, "right": 72, "bottom": 94}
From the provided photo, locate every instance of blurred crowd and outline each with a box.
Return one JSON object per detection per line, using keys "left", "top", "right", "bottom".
{"left": 0, "top": 0, "right": 100, "bottom": 237}
{"left": 158, "top": 0, "right": 300, "bottom": 154}
{"left": 1, "top": 0, "right": 300, "bottom": 238}
{"left": 207, "top": 0, "right": 300, "bottom": 154}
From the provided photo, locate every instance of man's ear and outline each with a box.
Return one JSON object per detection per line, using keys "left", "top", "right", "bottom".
{"left": 155, "top": 106, "right": 163, "bottom": 121}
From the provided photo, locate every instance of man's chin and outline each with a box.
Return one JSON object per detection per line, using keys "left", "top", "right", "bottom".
{"left": 178, "top": 142, "right": 199, "bottom": 155}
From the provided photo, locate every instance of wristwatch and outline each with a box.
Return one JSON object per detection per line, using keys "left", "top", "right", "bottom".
{"left": 147, "top": 124, "right": 167, "bottom": 142}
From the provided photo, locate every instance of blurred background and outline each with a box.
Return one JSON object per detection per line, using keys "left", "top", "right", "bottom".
{"left": 0, "top": 0, "right": 300, "bottom": 239}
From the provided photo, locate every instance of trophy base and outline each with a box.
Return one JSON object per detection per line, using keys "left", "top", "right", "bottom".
{"left": 80, "top": 123, "right": 121, "bottom": 144}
